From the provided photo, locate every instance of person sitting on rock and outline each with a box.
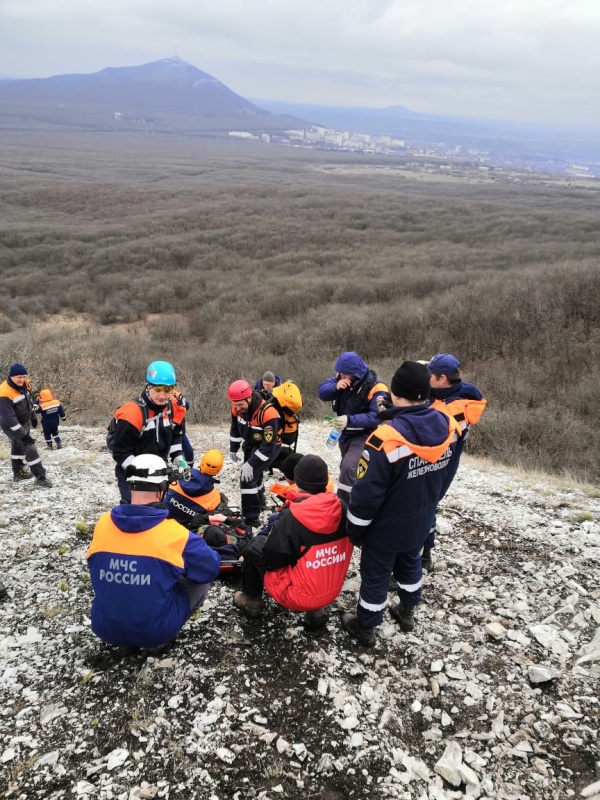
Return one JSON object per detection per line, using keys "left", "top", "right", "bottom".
{"left": 233, "top": 455, "right": 352, "bottom": 631}
{"left": 87, "top": 454, "right": 220, "bottom": 649}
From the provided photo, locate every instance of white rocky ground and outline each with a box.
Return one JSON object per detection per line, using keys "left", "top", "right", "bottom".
{"left": 1, "top": 421, "right": 599, "bottom": 800}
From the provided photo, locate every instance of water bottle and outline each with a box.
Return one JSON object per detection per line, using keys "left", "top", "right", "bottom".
{"left": 326, "top": 427, "right": 342, "bottom": 448}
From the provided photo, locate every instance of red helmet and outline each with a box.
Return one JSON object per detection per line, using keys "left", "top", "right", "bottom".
{"left": 227, "top": 379, "right": 252, "bottom": 402}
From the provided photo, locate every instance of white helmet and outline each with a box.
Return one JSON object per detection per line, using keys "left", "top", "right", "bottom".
{"left": 125, "top": 454, "right": 170, "bottom": 491}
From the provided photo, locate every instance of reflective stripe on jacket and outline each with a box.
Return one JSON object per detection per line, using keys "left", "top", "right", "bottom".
{"left": 347, "top": 405, "right": 461, "bottom": 553}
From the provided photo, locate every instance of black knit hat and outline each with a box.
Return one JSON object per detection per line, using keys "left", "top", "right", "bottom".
{"left": 390, "top": 361, "right": 430, "bottom": 402}
{"left": 294, "top": 455, "right": 328, "bottom": 494}
{"left": 281, "top": 452, "right": 304, "bottom": 482}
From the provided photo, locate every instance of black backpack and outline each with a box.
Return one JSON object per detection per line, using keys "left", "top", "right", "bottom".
{"left": 106, "top": 397, "right": 150, "bottom": 452}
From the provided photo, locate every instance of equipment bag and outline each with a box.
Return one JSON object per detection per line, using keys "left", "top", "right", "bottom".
{"left": 269, "top": 381, "right": 303, "bottom": 448}
{"left": 106, "top": 397, "right": 149, "bottom": 452}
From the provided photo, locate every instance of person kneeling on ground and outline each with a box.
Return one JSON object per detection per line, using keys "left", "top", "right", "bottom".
{"left": 166, "top": 449, "right": 229, "bottom": 529}
{"left": 233, "top": 455, "right": 352, "bottom": 630}
{"left": 86, "top": 454, "right": 221, "bottom": 649}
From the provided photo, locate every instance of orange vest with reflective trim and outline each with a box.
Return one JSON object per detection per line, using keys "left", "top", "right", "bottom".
{"left": 366, "top": 412, "right": 461, "bottom": 463}
{"left": 170, "top": 482, "right": 221, "bottom": 512}
{"left": 87, "top": 513, "right": 188, "bottom": 566}
{"left": 431, "top": 398, "right": 487, "bottom": 431}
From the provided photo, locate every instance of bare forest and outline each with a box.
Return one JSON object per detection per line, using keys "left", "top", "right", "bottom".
{"left": 1, "top": 131, "right": 599, "bottom": 482}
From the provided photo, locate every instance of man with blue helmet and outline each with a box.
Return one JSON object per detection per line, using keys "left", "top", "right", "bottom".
{"left": 110, "top": 361, "right": 187, "bottom": 503}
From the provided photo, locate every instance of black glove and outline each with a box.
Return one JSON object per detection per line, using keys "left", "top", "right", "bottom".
{"left": 189, "top": 512, "right": 209, "bottom": 531}
{"left": 348, "top": 531, "right": 365, "bottom": 548}
{"left": 22, "top": 434, "right": 35, "bottom": 446}
{"left": 31, "top": 416, "right": 38, "bottom": 428}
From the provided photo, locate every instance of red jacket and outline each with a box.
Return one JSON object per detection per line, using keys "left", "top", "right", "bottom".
{"left": 263, "top": 491, "right": 352, "bottom": 612}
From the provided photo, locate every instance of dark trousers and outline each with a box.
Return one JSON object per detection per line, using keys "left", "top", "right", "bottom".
{"left": 426, "top": 439, "right": 466, "bottom": 549}
{"left": 115, "top": 465, "right": 131, "bottom": 504}
{"left": 182, "top": 434, "right": 194, "bottom": 465}
{"left": 6, "top": 430, "right": 46, "bottom": 478}
{"left": 241, "top": 536, "right": 268, "bottom": 596}
{"left": 336, "top": 437, "right": 368, "bottom": 503}
{"left": 357, "top": 542, "right": 423, "bottom": 629}
{"left": 240, "top": 447, "right": 281, "bottom": 520}
{"left": 42, "top": 421, "right": 61, "bottom": 446}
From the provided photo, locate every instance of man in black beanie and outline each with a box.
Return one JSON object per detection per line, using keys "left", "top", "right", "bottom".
{"left": 234, "top": 455, "right": 352, "bottom": 631}
{"left": 341, "top": 361, "right": 461, "bottom": 647}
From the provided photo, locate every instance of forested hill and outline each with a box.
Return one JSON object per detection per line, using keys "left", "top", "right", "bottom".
{"left": 0, "top": 132, "right": 599, "bottom": 484}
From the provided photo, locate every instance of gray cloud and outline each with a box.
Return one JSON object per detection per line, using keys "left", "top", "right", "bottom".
{"left": 1, "top": 0, "right": 598, "bottom": 123}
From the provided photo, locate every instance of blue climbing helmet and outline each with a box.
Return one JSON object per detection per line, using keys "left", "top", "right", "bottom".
{"left": 146, "top": 361, "right": 177, "bottom": 386}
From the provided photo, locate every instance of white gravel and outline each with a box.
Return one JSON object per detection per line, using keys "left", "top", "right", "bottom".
{"left": 0, "top": 421, "right": 599, "bottom": 799}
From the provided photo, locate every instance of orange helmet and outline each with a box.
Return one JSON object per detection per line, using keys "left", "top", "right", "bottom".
{"left": 38, "top": 389, "right": 53, "bottom": 402}
{"left": 227, "top": 380, "right": 252, "bottom": 402}
{"left": 200, "top": 449, "right": 224, "bottom": 476}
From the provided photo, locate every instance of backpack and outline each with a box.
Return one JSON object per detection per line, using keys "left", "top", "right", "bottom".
{"left": 106, "top": 396, "right": 150, "bottom": 453}
{"left": 268, "top": 381, "right": 303, "bottom": 448}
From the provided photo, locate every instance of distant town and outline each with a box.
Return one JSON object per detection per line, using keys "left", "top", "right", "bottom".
{"left": 229, "top": 124, "right": 600, "bottom": 180}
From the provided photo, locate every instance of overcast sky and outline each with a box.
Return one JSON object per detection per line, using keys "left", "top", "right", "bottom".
{"left": 1, "top": 0, "right": 599, "bottom": 125}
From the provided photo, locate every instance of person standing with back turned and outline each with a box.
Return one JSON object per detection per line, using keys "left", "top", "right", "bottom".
{"left": 342, "top": 362, "right": 461, "bottom": 647}
{"left": 421, "top": 353, "right": 487, "bottom": 571}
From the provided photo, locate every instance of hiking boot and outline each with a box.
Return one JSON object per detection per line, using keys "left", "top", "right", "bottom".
{"left": 56, "top": 442, "right": 63, "bottom": 450}
{"left": 13, "top": 469, "right": 33, "bottom": 482}
{"left": 35, "top": 476, "right": 53, "bottom": 489}
{"left": 304, "top": 608, "right": 329, "bottom": 631}
{"left": 421, "top": 548, "right": 434, "bottom": 573}
{"left": 341, "top": 613, "right": 376, "bottom": 647}
{"left": 390, "top": 602, "right": 415, "bottom": 632}
{"left": 233, "top": 590, "right": 263, "bottom": 619}
{"left": 0, "top": 580, "right": 7, "bottom": 600}
{"left": 46, "top": 442, "right": 53, "bottom": 450}
{"left": 244, "top": 517, "right": 260, "bottom": 528}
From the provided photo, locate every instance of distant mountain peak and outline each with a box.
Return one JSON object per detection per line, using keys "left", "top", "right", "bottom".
{"left": 0, "top": 57, "right": 305, "bottom": 133}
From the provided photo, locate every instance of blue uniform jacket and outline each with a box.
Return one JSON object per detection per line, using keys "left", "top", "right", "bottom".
{"left": 37, "top": 403, "right": 66, "bottom": 432}
{"left": 431, "top": 381, "right": 484, "bottom": 500}
{"left": 318, "top": 352, "right": 387, "bottom": 444}
{"left": 166, "top": 468, "right": 221, "bottom": 526}
{"left": 87, "top": 504, "right": 220, "bottom": 648}
{"left": 347, "top": 405, "right": 459, "bottom": 553}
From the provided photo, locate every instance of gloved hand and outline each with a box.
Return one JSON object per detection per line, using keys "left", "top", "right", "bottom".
{"left": 229, "top": 451, "right": 240, "bottom": 463}
{"left": 22, "top": 434, "right": 35, "bottom": 446}
{"left": 240, "top": 462, "right": 254, "bottom": 482}
{"left": 175, "top": 456, "right": 191, "bottom": 481}
{"left": 332, "top": 415, "right": 348, "bottom": 430}
{"left": 189, "top": 512, "right": 208, "bottom": 530}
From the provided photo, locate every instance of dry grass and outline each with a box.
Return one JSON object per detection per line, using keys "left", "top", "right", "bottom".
{"left": 1, "top": 131, "right": 599, "bottom": 482}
